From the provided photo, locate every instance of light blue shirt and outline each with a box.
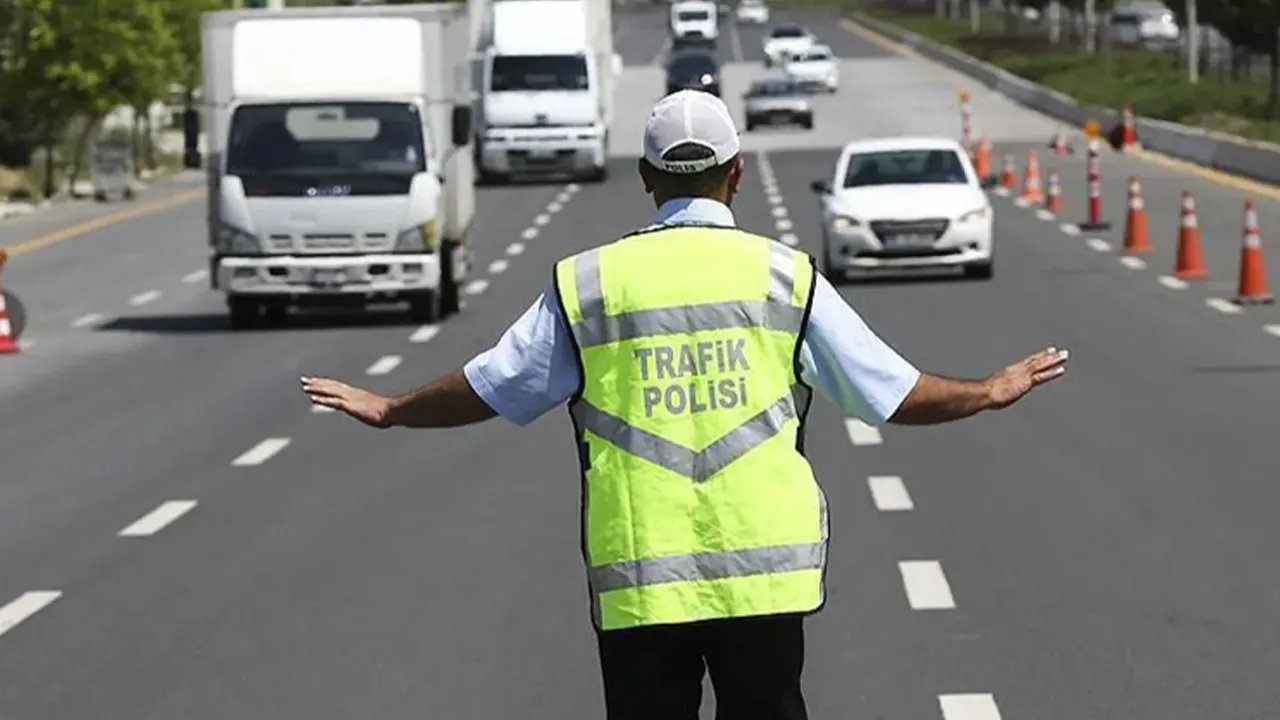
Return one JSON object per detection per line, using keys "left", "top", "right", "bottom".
{"left": 463, "top": 197, "right": 921, "bottom": 426}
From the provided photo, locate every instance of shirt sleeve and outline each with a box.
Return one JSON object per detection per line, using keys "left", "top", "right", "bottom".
{"left": 798, "top": 273, "right": 921, "bottom": 425}
{"left": 463, "top": 286, "right": 581, "bottom": 426}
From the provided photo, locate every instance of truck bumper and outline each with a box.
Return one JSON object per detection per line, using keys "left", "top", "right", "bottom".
{"left": 480, "top": 135, "right": 606, "bottom": 176}
{"left": 215, "top": 254, "right": 441, "bottom": 297}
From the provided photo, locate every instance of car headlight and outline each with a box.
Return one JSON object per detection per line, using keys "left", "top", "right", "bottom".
{"left": 958, "top": 207, "right": 990, "bottom": 224}
{"left": 216, "top": 223, "right": 262, "bottom": 255}
{"left": 831, "top": 215, "right": 861, "bottom": 230}
{"left": 396, "top": 221, "right": 437, "bottom": 252}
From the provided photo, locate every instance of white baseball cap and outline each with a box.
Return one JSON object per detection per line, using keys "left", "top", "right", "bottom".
{"left": 643, "top": 90, "right": 741, "bottom": 174}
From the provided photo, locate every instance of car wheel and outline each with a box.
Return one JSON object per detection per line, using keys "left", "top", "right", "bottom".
{"left": 408, "top": 290, "right": 441, "bottom": 323}
{"left": 801, "top": 116, "right": 813, "bottom": 130}
{"left": 746, "top": 120, "right": 755, "bottom": 132}
{"left": 227, "top": 297, "right": 260, "bottom": 330}
{"left": 963, "top": 261, "right": 994, "bottom": 280}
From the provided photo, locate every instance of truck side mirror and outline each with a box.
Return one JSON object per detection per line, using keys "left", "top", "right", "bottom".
{"left": 810, "top": 179, "right": 831, "bottom": 194}
{"left": 451, "top": 105, "right": 472, "bottom": 148}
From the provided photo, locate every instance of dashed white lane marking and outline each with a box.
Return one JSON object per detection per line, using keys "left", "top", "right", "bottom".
{"left": 867, "top": 476, "right": 913, "bottom": 511}
{"left": 366, "top": 355, "right": 402, "bottom": 376}
{"left": 1265, "top": 324, "right": 1280, "bottom": 337}
{"left": 488, "top": 259, "right": 509, "bottom": 274}
{"left": 844, "top": 418, "right": 883, "bottom": 446}
{"left": 767, "top": 194, "right": 783, "bottom": 206}
{"left": 119, "top": 500, "right": 197, "bottom": 537}
{"left": 534, "top": 213, "right": 550, "bottom": 226}
{"left": 565, "top": 183, "right": 580, "bottom": 193}
{"left": 771, "top": 206, "right": 788, "bottom": 219}
{"left": 311, "top": 404, "right": 335, "bottom": 414}
{"left": 548, "top": 201, "right": 563, "bottom": 213}
{"left": 1035, "top": 209, "right": 1056, "bottom": 221}
{"left": 898, "top": 560, "right": 956, "bottom": 610}
{"left": 1060, "top": 223, "right": 1081, "bottom": 236}
{"left": 506, "top": 242, "right": 526, "bottom": 256}
{"left": 776, "top": 219, "right": 794, "bottom": 232}
{"left": 182, "top": 269, "right": 209, "bottom": 284}
{"left": 71, "top": 312, "right": 105, "bottom": 329}
{"left": 409, "top": 324, "right": 439, "bottom": 343}
{"left": 521, "top": 227, "right": 538, "bottom": 241}
{"left": 1206, "top": 297, "right": 1243, "bottom": 315}
{"left": 129, "top": 290, "right": 161, "bottom": 306}
{"left": 1158, "top": 275, "right": 1188, "bottom": 290}
{"left": 780, "top": 233, "right": 799, "bottom": 247}
{"left": 1119, "top": 256, "right": 1146, "bottom": 270}
{"left": 939, "top": 693, "right": 1003, "bottom": 720}
{"left": 465, "top": 279, "right": 490, "bottom": 295}
{"left": 556, "top": 191, "right": 571, "bottom": 203}
{"left": 993, "top": 187, "right": 1010, "bottom": 197}
{"left": 232, "top": 438, "right": 291, "bottom": 467}
{"left": 1013, "top": 197, "right": 1030, "bottom": 208}
{"left": 0, "top": 591, "right": 61, "bottom": 639}
{"left": 1086, "top": 238, "right": 1112, "bottom": 253}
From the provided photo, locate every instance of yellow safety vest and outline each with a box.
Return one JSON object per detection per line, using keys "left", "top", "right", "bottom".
{"left": 553, "top": 224, "right": 828, "bottom": 631}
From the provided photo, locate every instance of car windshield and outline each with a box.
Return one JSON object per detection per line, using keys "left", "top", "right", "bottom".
{"left": 669, "top": 53, "right": 717, "bottom": 75}
{"left": 796, "top": 49, "right": 831, "bottom": 61}
{"left": 677, "top": 9, "right": 710, "bottom": 20}
{"left": 227, "top": 102, "right": 425, "bottom": 178}
{"left": 771, "top": 26, "right": 805, "bottom": 38}
{"left": 491, "top": 54, "right": 589, "bottom": 92}
{"left": 748, "top": 81, "right": 802, "bottom": 97}
{"left": 843, "top": 149, "right": 968, "bottom": 187}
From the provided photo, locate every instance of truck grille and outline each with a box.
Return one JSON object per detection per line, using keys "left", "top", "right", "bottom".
{"left": 869, "top": 218, "right": 950, "bottom": 245}
{"left": 303, "top": 234, "right": 356, "bottom": 251}
{"left": 262, "top": 233, "right": 391, "bottom": 254}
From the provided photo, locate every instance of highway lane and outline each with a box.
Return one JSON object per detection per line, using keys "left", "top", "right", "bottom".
{"left": 3, "top": 6, "right": 1280, "bottom": 719}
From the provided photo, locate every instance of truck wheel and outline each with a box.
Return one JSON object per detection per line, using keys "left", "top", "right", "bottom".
{"left": 439, "top": 243, "right": 461, "bottom": 316}
{"left": 408, "top": 290, "right": 441, "bottom": 323}
{"left": 262, "top": 302, "right": 288, "bottom": 327}
{"left": 586, "top": 165, "right": 608, "bottom": 183}
{"left": 228, "top": 297, "right": 260, "bottom": 330}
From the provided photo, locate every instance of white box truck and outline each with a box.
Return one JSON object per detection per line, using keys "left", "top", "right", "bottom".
{"left": 475, "top": 0, "right": 619, "bottom": 184}
{"left": 201, "top": 4, "right": 475, "bottom": 329}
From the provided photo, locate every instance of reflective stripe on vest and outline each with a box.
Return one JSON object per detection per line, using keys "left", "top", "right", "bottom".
{"left": 555, "top": 225, "right": 827, "bottom": 631}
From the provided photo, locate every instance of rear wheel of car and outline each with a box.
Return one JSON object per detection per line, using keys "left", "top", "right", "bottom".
{"left": 227, "top": 297, "right": 260, "bottom": 331}
{"left": 801, "top": 116, "right": 813, "bottom": 130}
{"left": 964, "top": 261, "right": 994, "bottom": 280}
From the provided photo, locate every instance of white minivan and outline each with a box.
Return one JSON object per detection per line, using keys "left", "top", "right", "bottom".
{"left": 670, "top": 0, "right": 718, "bottom": 47}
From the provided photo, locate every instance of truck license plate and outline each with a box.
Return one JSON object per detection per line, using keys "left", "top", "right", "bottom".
{"left": 310, "top": 268, "right": 344, "bottom": 286}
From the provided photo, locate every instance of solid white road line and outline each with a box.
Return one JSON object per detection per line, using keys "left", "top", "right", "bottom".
{"left": 521, "top": 227, "right": 538, "bottom": 241}
{"left": 488, "top": 259, "right": 509, "bottom": 274}
{"left": 939, "top": 693, "right": 1003, "bottom": 720}
{"left": 119, "top": 500, "right": 197, "bottom": 537}
{"left": 182, "top": 269, "right": 209, "bottom": 284}
{"left": 1060, "top": 223, "right": 1081, "bottom": 236}
{"left": 771, "top": 206, "right": 788, "bottom": 218}
{"left": 898, "top": 560, "right": 956, "bottom": 610}
{"left": 1206, "top": 297, "right": 1243, "bottom": 315}
{"left": 1035, "top": 209, "right": 1056, "bottom": 221}
{"left": 129, "top": 290, "right": 161, "bottom": 306}
{"left": 844, "top": 418, "right": 883, "bottom": 446}
{"left": 71, "top": 312, "right": 105, "bottom": 329}
{"left": 1264, "top": 324, "right": 1280, "bottom": 337}
{"left": 465, "top": 279, "right": 490, "bottom": 295}
{"left": 506, "top": 242, "right": 526, "bottom": 256}
{"left": 0, "top": 591, "right": 61, "bottom": 639}
{"left": 1086, "top": 238, "right": 1112, "bottom": 253}
{"left": 1158, "top": 275, "right": 1189, "bottom": 289}
{"left": 779, "top": 233, "right": 799, "bottom": 247}
{"left": 776, "top": 219, "right": 794, "bottom": 232}
{"left": 867, "top": 476, "right": 913, "bottom": 511}
{"left": 366, "top": 355, "right": 402, "bottom": 376}
{"left": 1119, "top": 256, "right": 1146, "bottom": 270}
{"left": 548, "top": 201, "right": 563, "bottom": 213}
{"left": 409, "top": 324, "right": 439, "bottom": 343}
{"left": 232, "top": 438, "right": 290, "bottom": 467}
{"left": 534, "top": 213, "right": 550, "bottom": 226}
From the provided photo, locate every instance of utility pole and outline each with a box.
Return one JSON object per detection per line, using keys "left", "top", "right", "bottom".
{"left": 1048, "top": 0, "right": 1061, "bottom": 46}
{"left": 1084, "top": 0, "right": 1097, "bottom": 53}
{"left": 1186, "top": 0, "right": 1198, "bottom": 84}
{"left": 970, "top": 0, "right": 979, "bottom": 34}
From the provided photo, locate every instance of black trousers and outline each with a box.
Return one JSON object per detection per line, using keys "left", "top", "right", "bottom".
{"left": 595, "top": 613, "right": 808, "bottom": 720}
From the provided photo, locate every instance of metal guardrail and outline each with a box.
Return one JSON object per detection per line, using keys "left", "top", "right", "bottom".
{"left": 854, "top": 12, "right": 1280, "bottom": 186}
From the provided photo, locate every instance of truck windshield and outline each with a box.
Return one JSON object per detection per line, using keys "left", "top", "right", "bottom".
{"left": 677, "top": 9, "right": 710, "bottom": 20}
{"left": 226, "top": 102, "right": 426, "bottom": 195}
{"left": 491, "top": 55, "right": 589, "bottom": 92}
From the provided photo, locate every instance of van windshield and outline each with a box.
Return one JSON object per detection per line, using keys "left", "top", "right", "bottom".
{"left": 492, "top": 55, "right": 589, "bottom": 91}
{"left": 226, "top": 102, "right": 425, "bottom": 196}
{"left": 678, "top": 9, "right": 711, "bottom": 20}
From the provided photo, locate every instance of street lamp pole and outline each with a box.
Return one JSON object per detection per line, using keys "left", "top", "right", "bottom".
{"left": 1187, "top": 0, "right": 1199, "bottom": 85}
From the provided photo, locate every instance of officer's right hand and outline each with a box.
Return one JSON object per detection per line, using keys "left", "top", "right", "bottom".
{"left": 300, "top": 376, "right": 394, "bottom": 429}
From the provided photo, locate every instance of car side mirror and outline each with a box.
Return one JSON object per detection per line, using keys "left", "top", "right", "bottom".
{"left": 810, "top": 180, "right": 831, "bottom": 194}
{"left": 451, "top": 105, "right": 472, "bottom": 148}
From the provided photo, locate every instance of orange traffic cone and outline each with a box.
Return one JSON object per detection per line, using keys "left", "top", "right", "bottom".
{"left": 1173, "top": 191, "right": 1208, "bottom": 281}
{"left": 973, "top": 136, "right": 992, "bottom": 184}
{"left": 1235, "top": 199, "right": 1273, "bottom": 304}
{"left": 1120, "top": 103, "right": 1140, "bottom": 150}
{"left": 1122, "top": 176, "right": 1152, "bottom": 255}
{"left": 999, "top": 154, "right": 1017, "bottom": 192}
{"left": 1048, "top": 127, "right": 1072, "bottom": 156}
{"left": 0, "top": 249, "right": 19, "bottom": 354}
{"left": 1020, "top": 150, "right": 1044, "bottom": 204}
{"left": 1045, "top": 170, "right": 1064, "bottom": 216}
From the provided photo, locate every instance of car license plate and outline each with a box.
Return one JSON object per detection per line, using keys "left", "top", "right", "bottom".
{"left": 887, "top": 234, "right": 934, "bottom": 247}
{"left": 310, "top": 268, "right": 344, "bottom": 286}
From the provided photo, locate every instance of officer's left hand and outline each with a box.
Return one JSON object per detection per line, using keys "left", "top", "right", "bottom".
{"left": 301, "top": 376, "right": 394, "bottom": 428}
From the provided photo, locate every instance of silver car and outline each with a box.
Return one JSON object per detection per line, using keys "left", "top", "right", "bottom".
{"left": 743, "top": 79, "right": 813, "bottom": 131}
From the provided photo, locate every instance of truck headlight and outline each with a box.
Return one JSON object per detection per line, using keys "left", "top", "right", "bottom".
{"left": 216, "top": 224, "right": 262, "bottom": 255}
{"left": 958, "top": 207, "right": 990, "bottom": 224}
{"left": 831, "top": 215, "right": 861, "bottom": 230}
{"left": 396, "top": 221, "right": 437, "bottom": 252}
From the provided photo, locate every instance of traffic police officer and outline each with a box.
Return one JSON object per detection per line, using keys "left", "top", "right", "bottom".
{"left": 302, "top": 90, "right": 1069, "bottom": 720}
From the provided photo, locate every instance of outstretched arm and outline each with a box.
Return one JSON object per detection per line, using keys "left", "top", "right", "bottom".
{"left": 302, "top": 371, "right": 497, "bottom": 429}
{"left": 888, "top": 347, "right": 1069, "bottom": 425}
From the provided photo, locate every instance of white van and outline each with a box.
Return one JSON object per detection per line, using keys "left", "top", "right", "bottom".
{"left": 670, "top": 0, "right": 718, "bottom": 47}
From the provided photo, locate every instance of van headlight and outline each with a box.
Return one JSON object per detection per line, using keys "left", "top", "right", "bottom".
{"left": 958, "top": 207, "right": 990, "bottom": 224}
{"left": 216, "top": 223, "right": 262, "bottom": 255}
{"left": 831, "top": 215, "right": 861, "bottom": 231}
{"left": 396, "top": 221, "right": 437, "bottom": 252}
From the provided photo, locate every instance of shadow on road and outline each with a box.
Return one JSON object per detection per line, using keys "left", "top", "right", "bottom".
{"left": 98, "top": 310, "right": 417, "bottom": 334}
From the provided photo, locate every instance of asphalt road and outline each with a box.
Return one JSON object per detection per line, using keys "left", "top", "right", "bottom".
{"left": 2, "top": 7, "right": 1280, "bottom": 720}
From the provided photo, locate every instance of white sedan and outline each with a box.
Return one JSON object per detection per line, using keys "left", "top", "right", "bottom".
{"left": 811, "top": 137, "right": 994, "bottom": 280}
{"left": 783, "top": 44, "right": 837, "bottom": 92}
{"left": 762, "top": 24, "right": 814, "bottom": 67}
{"left": 735, "top": 0, "right": 769, "bottom": 24}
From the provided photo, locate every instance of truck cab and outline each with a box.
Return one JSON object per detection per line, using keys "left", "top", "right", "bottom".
{"left": 670, "top": 0, "right": 719, "bottom": 48}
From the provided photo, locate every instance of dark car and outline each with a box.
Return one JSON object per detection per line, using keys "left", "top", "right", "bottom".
{"left": 665, "top": 49, "right": 721, "bottom": 97}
